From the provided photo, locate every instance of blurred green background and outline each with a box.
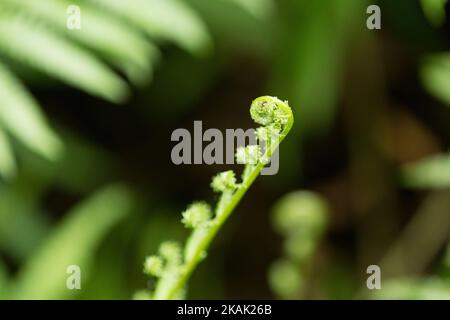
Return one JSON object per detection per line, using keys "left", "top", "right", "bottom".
{"left": 0, "top": 0, "right": 449, "bottom": 299}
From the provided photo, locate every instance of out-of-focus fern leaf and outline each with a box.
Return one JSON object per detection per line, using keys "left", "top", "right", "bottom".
{"left": 0, "top": 183, "right": 51, "bottom": 261}
{"left": 0, "top": 0, "right": 215, "bottom": 177}
{"left": 0, "top": 62, "right": 62, "bottom": 161}
{"left": 226, "top": 0, "right": 274, "bottom": 19}
{"left": 0, "top": 259, "right": 8, "bottom": 299}
{"left": 421, "top": 54, "right": 450, "bottom": 106}
{"left": 89, "top": 0, "right": 212, "bottom": 55}
{"left": 10, "top": 184, "right": 133, "bottom": 299}
{"left": 401, "top": 153, "right": 450, "bottom": 189}
{"left": 3, "top": 0, "right": 159, "bottom": 85}
{"left": 0, "top": 127, "right": 16, "bottom": 179}
{"left": 420, "top": 0, "right": 448, "bottom": 27}
{"left": 0, "top": 9, "right": 129, "bottom": 103}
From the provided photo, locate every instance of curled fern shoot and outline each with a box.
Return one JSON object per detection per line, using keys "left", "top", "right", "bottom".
{"left": 141, "top": 96, "right": 294, "bottom": 299}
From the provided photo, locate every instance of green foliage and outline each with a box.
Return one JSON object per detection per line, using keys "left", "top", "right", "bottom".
{"left": 268, "top": 259, "right": 303, "bottom": 299}
{"left": 0, "top": 128, "right": 16, "bottom": 179}
{"left": 421, "top": 54, "right": 450, "bottom": 107}
{"left": 0, "top": 183, "right": 50, "bottom": 261}
{"left": 226, "top": 0, "right": 274, "bottom": 19}
{"left": 89, "top": 0, "right": 211, "bottom": 55}
{"left": 401, "top": 153, "right": 450, "bottom": 189}
{"left": 0, "top": 62, "right": 62, "bottom": 176}
{"left": 443, "top": 243, "right": 450, "bottom": 282}
{"left": 181, "top": 202, "right": 212, "bottom": 228}
{"left": 268, "top": 191, "right": 328, "bottom": 299}
{"left": 271, "top": 0, "right": 366, "bottom": 137}
{"left": 0, "top": 0, "right": 211, "bottom": 178}
{"left": 420, "top": 0, "right": 448, "bottom": 27}
{"left": 419, "top": 1, "right": 450, "bottom": 107}
{"left": 272, "top": 191, "right": 328, "bottom": 237}
{"left": 1, "top": 0, "right": 448, "bottom": 301}
{"left": 0, "top": 9, "right": 128, "bottom": 102}
{"left": 0, "top": 259, "right": 8, "bottom": 299}
{"left": 3, "top": 0, "right": 159, "bottom": 85}
{"left": 140, "top": 96, "right": 294, "bottom": 299}
{"left": 405, "top": 4, "right": 450, "bottom": 194}
{"left": 371, "top": 278, "right": 450, "bottom": 299}
{"left": 9, "top": 184, "right": 133, "bottom": 299}
{"left": 445, "top": 243, "right": 450, "bottom": 271}
{"left": 18, "top": 128, "right": 117, "bottom": 193}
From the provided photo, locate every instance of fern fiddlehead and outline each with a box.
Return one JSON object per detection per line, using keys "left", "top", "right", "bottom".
{"left": 140, "top": 96, "right": 294, "bottom": 299}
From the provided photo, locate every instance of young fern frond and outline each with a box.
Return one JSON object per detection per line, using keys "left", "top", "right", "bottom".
{"left": 141, "top": 96, "right": 294, "bottom": 299}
